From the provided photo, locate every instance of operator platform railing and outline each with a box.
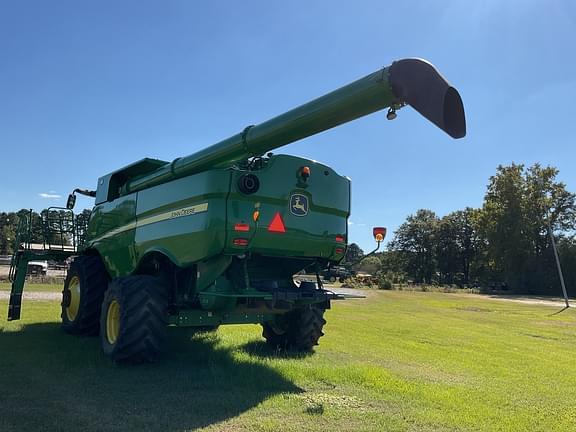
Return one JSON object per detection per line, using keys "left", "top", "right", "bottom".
{"left": 7, "top": 207, "right": 90, "bottom": 321}
{"left": 8, "top": 208, "right": 88, "bottom": 282}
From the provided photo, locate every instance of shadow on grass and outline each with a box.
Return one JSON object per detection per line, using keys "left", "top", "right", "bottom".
{"left": 0, "top": 323, "right": 302, "bottom": 432}
{"left": 549, "top": 306, "right": 571, "bottom": 316}
{"left": 241, "top": 340, "right": 314, "bottom": 359}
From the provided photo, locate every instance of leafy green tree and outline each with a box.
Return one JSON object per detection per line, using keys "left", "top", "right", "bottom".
{"left": 343, "top": 243, "right": 364, "bottom": 267}
{"left": 558, "top": 236, "right": 576, "bottom": 296}
{"left": 357, "top": 255, "right": 381, "bottom": 274}
{"left": 0, "top": 213, "right": 17, "bottom": 255}
{"left": 377, "top": 251, "right": 408, "bottom": 284}
{"left": 479, "top": 163, "right": 576, "bottom": 293}
{"left": 436, "top": 208, "right": 482, "bottom": 285}
{"left": 389, "top": 209, "right": 439, "bottom": 283}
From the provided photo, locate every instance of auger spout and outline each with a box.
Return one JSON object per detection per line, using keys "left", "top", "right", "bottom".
{"left": 126, "top": 58, "right": 465, "bottom": 194}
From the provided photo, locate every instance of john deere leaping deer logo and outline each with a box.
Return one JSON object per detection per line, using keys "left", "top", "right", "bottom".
{"left": 290, "top": 193, "right": 309, "bottom": 216}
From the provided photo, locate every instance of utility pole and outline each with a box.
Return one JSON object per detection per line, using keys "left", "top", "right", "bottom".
{"left": 546, "top": 219, "right": 570, "bottom": 308}
{"left": 540, "top": 178, "right": 570, "bottom": 308}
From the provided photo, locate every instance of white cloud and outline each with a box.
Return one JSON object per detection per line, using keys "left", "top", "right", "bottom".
{"left": 39, "top": 192, "right": 62, "bottom": 199}
{"left": 347, "top": 220, "right": 366, "bottom": 226}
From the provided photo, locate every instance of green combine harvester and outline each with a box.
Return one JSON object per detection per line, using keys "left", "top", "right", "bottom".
{"left": 8, "top": 58, "right": 466, "bottom": 363}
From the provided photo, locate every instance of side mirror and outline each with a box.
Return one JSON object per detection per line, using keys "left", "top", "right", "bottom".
{"left": 372, "top": 227, "right": 387, "bottom": 243}
{"left": 66, "top": 194, "right": 76, "bottom": 210}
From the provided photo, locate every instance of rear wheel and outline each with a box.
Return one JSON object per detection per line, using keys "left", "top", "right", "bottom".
{"left": 100, "top": 275, "right": 168, "bottom": 363}
{"left": 262, "top": 304, "right": 326, "bottom": 351}
{"left": 61, "top": 255, "right": 108, "bottom": 336}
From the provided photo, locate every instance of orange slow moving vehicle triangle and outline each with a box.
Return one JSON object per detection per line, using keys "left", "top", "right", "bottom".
{"left": 268, "top": 212, "right": 286, "bottom": 233}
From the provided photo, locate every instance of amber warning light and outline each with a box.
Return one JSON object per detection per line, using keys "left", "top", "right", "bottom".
{"left": 373, "top": 227, "right": 387, "bottom": 242}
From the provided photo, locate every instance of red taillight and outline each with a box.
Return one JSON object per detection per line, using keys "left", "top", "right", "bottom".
{"left": 234, "top": 223, "right": 250, "bottom": 232}
{"left": 233, "top": 238, "right": 249, "bottom": 246}
{"left": 335, "top": 235, "right": 345, "bottom": 243}
{"left": 268, "top": 212, "right": 286, "bottom": 233}
{"left": 335, "top": 247, "right": 345, "bottom": 255}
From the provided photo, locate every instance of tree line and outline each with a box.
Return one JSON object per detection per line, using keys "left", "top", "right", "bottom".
{"left": 348, "top": 163, "right": 576, "bottom": 295}
{"left": 2, "top": 163, "right": 575, "bottom": 295}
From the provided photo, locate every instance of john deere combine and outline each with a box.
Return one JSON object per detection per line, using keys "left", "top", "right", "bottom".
{"left": 8, "top": 58, "right": 466, "bottom": 363}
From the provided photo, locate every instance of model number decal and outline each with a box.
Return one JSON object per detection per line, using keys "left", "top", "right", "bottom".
{"left": 89, "top": 203, "right": 209, "bottom": 243}
{"left": 170, "top": 203, "right": 209, "bottom": 219}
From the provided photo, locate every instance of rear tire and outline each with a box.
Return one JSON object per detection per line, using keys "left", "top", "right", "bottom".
{"left": 262, "top": 304, "right": 326, "bottom": 351}
{"left": 100, "top": 275, "right": 168, "bottom": 364}
{"left": 61, "top": 255, "right": 108, "bottom": 336}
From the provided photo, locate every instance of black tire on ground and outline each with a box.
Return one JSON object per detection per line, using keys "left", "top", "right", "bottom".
{"left": 262, "top": 304, "right": 327, "bottom": 351}
{"left": 61, "top": 255, "right": 109, "bottom": 336}
{"left": 100, "top": 275, "right": 168, "bottom": 364}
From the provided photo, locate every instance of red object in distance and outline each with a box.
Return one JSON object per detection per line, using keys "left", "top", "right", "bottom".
{"left": 373, "top": 227, "right": 387, "bottom": 241}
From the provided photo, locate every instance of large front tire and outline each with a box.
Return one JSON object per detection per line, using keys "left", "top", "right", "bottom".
{"left": 61, "top": 255, "right": 108, "bottom": 336}
{"left": 262, "top": 304, "right": 327, "bottom": 351}
{"left": 100, "top": 275, "right": 168, "bottom": 364}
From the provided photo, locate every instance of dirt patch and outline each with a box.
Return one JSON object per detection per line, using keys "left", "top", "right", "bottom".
{"left": 0, "top": 292, "right": 61, "bottom": 301}
{"left": 461, "top": 293, "right": 571, "bottom": 308}
{"left": 329, "top": 287, "right": 370, "bottom": 298}
{"left": 0, "top": 264, "right": 67, "bottom": 277}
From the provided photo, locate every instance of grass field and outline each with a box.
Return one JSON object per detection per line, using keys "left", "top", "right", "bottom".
{"left": 1, "top": 289, "right": 575, "bottom": 431}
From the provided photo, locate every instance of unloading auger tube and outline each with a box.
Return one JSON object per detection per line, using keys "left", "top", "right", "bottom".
{"left": 125, "top": 58, "right": 466, "bottom": 194}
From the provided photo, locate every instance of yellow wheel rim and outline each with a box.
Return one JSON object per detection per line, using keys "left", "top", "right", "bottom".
{"left": 106, "top": 300, "right": 121, "bottom": 344}
{"left": 66, "top": 276, "right": 81, "bottom": 322}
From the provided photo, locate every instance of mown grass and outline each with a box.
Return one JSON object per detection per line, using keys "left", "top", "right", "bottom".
{"left": 1, "top": 290, "right": 575, "bottom": 431}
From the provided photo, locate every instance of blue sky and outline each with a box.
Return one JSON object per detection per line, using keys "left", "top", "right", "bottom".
{"left": 1, "top": 0, "right": 575, "bottom": 251}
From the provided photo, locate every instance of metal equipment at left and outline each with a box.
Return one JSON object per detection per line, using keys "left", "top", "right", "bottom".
{"left": 7, "top": 208, "right": 90, "bottom": 321}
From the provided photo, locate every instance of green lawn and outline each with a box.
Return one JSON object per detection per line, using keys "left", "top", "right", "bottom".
{"left": 1, "top": 290, "right": 575, "bottom": 431}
